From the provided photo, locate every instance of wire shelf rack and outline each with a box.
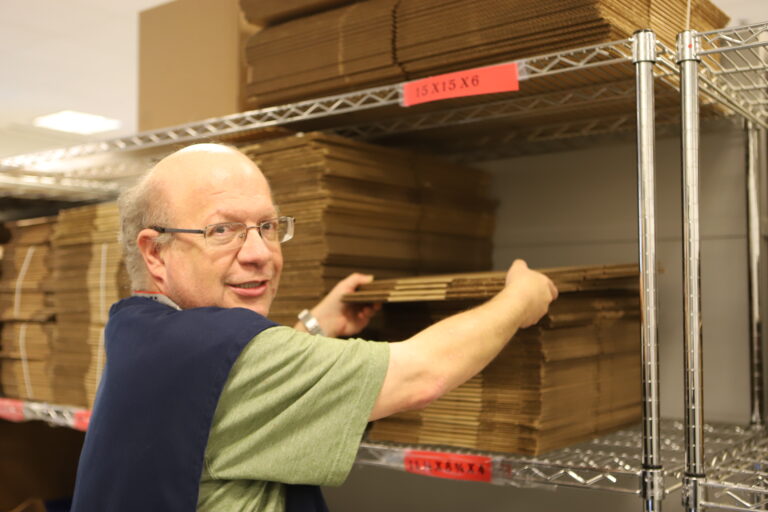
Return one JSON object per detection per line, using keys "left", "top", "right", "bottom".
{"left": 0, "top": 36, "right": 676, "bottom": 201}
{"left": 696, "top": 22, "right": 768, "bottom": 128}
{"left": 357, "top": 421, "right": 761, "bottom": 496}
{"left": 0, "top": 173, "right": 118, "bottom": 201}
{"left": 0, "top": 24, "right": 761, "bottom": 202}
{"left": 3, "top": 396, "right": 761, "bottom": 500}
{"left": 700, "top": 434, "right": 768, "bottom": 511}
{"left": 0, "top": 398, "right": 90, "bottom": 431}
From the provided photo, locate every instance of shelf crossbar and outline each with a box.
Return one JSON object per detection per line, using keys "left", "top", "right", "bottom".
{"left": 0, "top": 173, "right": 119, "bottom": 201}
{"left": 697, "top": 22, "right": 768, "bottom": 52}
{"left": 333, "top": 82, "right": 640, "bottom": 140}
{"left": 0, "top": 85, "right": 402, "bottom": 169}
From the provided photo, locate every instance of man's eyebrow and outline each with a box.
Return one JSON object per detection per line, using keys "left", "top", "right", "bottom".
{"left": 204, "top": 211, "right": 239, "bottom": 223}
{"left": 206, "top": 209, "right": 278, "bottom": 223}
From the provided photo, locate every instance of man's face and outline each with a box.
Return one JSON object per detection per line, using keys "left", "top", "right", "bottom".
{"left": 154, "top": 150, "right": 283, "bottom": 316}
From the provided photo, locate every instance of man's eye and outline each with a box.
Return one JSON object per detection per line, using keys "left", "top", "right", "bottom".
{"left": 209, "top": 224, "right": 236, "bottom": 236}
{"left": 260, "top": 221, "right": 276, "bottom": 231}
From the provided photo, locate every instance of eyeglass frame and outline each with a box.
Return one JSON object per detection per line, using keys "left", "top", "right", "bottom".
{"left": 149, "top": 216, "right": 295, "bottom": 246}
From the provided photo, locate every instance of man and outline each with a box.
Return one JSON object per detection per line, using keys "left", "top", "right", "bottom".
{"left": 71, "top": 143, "right": 557, "bottom": 512}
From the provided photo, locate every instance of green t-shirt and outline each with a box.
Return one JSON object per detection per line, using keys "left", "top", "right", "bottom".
{"left": 197, "top": 325, "right": 389, "bottom": 511}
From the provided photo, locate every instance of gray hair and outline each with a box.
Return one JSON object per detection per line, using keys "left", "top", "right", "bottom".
{"left": 118, "top": 171, "right": 173, "bottom": 289}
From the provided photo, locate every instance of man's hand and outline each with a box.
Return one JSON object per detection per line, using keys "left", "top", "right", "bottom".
{"left": 295, "top": 273, "right": 380, "bottom": 338}
{"left": 503, "top": 259, "right": 559, "bottom": 328}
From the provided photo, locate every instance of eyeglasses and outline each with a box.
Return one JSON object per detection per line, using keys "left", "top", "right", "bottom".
{"left": 150, "top": 216, "right": 294, "bottom": 247}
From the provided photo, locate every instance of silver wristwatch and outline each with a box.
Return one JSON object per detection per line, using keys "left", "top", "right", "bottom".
{"left": 298, "top": 309, "right": 326, "bottom": 336}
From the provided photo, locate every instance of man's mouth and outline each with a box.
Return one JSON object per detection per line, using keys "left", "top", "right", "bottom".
{"left": 227, "top": 280, "right": 270, "bottom": 299}
{"left": 231, "top": 281, "right": 266, "bottom": 289}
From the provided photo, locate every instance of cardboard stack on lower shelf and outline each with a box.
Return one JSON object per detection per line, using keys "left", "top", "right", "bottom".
{"left": 50, "top": 203, "right": 129, "bottom": 408}
{"left": 0, "top": 217, "right": 57, "bottom": 402}
{"left": 242, "top": 0, "right": 728, "bottom": 108}
{"left": 241, "top": 132, "right": 496, "bottom": 326}
{"left": 344, "top": 264, "right": 641, "bottom": 455}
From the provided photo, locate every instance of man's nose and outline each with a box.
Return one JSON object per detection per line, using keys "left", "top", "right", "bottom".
{"left": 237, "top": 228, "right": 272, "bottom": 262}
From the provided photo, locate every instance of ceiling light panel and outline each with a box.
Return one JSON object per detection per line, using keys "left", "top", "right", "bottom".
{"left": 33, "top": 110, "right": 121, "bottom": 135}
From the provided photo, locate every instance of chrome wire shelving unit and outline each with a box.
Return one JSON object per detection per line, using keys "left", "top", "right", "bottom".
{"left": 0, "top": 29, "right": 681, "bottom": 510}
{"left": 0, "top": 29, "right": 675, "bottom": 512}
{"left": 1, "top": 22, "right": 766, "bottom": 512}
{"left": 677, "top": 21, "right": 768, "bottom": 512}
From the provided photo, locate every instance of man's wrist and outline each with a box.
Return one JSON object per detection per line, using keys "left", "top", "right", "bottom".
{"left": 298, "top": 309, "right": 326, "bottom": 336}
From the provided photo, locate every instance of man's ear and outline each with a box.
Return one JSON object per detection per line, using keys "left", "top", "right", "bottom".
{"left": 137, "top": 229, "right": 168, "bottom": 286}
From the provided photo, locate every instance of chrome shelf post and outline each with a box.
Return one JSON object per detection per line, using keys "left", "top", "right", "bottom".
{"left": 634, "top": 29, "right": 664, "bottom": 512}
{"left": 678, "top": 29, "right": 707, "bottom": 512}
{"left": 746, "top": 121, "right": 765, "bottom": 430}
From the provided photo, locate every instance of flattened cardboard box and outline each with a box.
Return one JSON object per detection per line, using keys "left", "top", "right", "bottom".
{"left": 345, "top": 265, "right": 642, "bottom": 455}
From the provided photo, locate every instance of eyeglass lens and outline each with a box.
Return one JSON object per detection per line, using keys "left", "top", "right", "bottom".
{"left": 203, "top": 218, "right": 292, "bottom": 246}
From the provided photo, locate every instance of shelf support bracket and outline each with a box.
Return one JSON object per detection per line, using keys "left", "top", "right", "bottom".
{"left": 633, "top": 28, "right": 664, "bottom": 512}
{"left": 682, "top": 475, "right": 703, "bottom": 512}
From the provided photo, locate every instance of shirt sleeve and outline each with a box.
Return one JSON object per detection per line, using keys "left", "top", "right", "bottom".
{"left": 202, "top": 326, "right": 390, "bottom": 486}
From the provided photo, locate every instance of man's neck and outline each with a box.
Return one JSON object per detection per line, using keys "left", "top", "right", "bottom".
{"left": 133, "top": 290, "right": 182, "bottom": 311}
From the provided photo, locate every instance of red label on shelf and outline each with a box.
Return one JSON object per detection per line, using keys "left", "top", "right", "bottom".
{"left": 73, "top": 410, "right": 92, "bottom": 431}
{"left": 0, "top": 398, "right": 25, "bottom": 422}
{"left": 404, "top": 450, "right": 492, "bottom": 482}
{"left": 401, "top": 62, "right": 520, "bottom": 107}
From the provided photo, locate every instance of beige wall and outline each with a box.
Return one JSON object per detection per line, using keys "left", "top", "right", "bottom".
{"left": 488, "top": 125, "right": 756, "bottom": 425}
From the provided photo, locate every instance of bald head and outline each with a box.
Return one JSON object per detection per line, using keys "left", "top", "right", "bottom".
{"left": 154, "top": 143, "right": 264, "bottom": 181}
{"left": 147, "top": 144, "right": 271, "bottom": 224}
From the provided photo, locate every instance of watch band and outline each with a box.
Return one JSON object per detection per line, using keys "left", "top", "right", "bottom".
{"left": 298, "top": 309, "right": 326, "bottom": 336}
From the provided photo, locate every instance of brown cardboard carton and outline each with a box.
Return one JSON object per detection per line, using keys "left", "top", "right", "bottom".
{"left": 138, "top": 0, "right": 257, "bottom": 131}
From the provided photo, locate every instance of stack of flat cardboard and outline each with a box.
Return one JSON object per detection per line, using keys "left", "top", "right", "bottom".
{"left": 345, "top": 264, "right": 638, "bottom": 303}
{"left": 0, "top": 217, "right": 58, "bottom": 402}
{"left": 243, "top": 0, "right": 400, "bottom": 108}
{"left": 50, "top": 203, "right": 129, "bottom": 408}
{"left": 345, "top": 264, "right": 642, "bottom": 455}
{"left": 242, "top": 0, "right": 728, "bottom": 108}
{"left": 649, "top": 0, "right": 730, "bottom": 48}
{"left": 241, "top": 132, "right": 496, "bottom": 326}
{"left": 240, "top": 0, "right": 358, "bottom": 26}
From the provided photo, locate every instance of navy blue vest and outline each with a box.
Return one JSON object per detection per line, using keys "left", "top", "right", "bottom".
{"left": 71, "top": 296, "right": 328, "bottom": 512}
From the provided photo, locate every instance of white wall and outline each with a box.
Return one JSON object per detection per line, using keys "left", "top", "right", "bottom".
{"left": 488, "top": 125, "right": 754, "bottom": 424}
{"left": 324, "top": 122, "right": 764, "bottom": 512}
